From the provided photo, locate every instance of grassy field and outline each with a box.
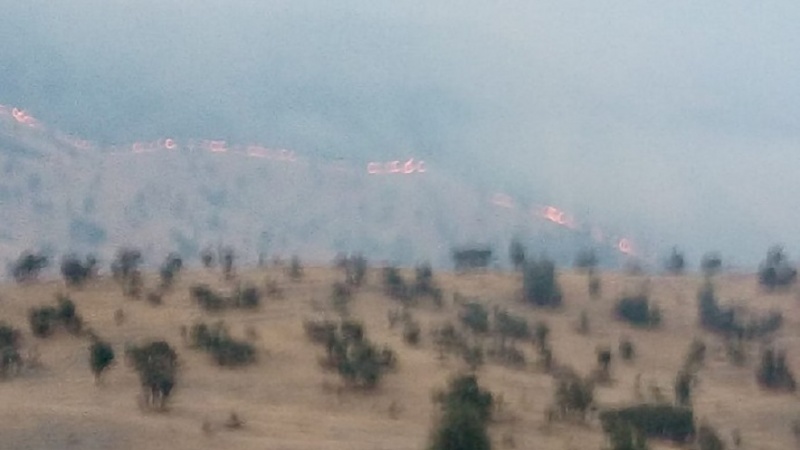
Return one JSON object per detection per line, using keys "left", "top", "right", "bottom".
{"left": 0, "top": 264, "right": 798, "bottom": 450}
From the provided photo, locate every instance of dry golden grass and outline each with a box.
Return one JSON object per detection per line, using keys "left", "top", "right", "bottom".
{"left": 0, "top": 266, "right": 799, "bottom": 450}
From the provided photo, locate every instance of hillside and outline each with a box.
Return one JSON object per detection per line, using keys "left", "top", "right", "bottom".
{"left": 1, "top": 264, "right": 799, "bottom": 450}
{"left": 0, "top": 104, "right": 632, "bottom": 271}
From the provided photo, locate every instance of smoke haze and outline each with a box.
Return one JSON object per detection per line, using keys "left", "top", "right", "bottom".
{"left": 2, "top": 0, "right": 799, "bottom": 266}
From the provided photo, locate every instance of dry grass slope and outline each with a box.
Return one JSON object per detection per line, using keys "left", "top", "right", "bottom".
{"left": 0, "top": 266, "right": 799, "bottom": 450}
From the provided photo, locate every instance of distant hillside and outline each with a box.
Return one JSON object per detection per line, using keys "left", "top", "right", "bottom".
{"left": 0, "top": 105, "right": 630, "bottom": 271}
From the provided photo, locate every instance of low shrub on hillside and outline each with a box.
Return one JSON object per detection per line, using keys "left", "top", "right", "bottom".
{"left": 0, "top": 322, "right": 23, "bottom": 378}
{"left": 429, "top": 374, "right": 493, "bottom": 450}
{"left": 460, "top": 302, "right": 489, "bottom": 334}
{"left": 125, "top": 340, "right": 178, "bottom": 410}
{"left": 615, "top": 294, "right": 661, "bottom": 328}
{"left": 305, "top": 319, "right": 395, "bottom": 388}
{"left": 190, "top": 322, "right": 256, "bottom": 367}
{"left": 61, "top": 254, "right": 97, "bottom": 287}
{"left": 698, "top": 281, "right": 782, "bottom": 339}
{"left": 523, "top": 258, "right": 562, "bottom": 307}
{"left": 599, "top": 404, "right": 695, "bottom": 443}
{"left": 12, "top": 250, "right": 48, "bottom": 283}
{"left": 89, "top": 338, "right": 115, "bottom": 382}
{"left": 29, "top": 294, "right": 83, "bottom": 338}
{"left": 757, "top": 348, "right": 796, "bottom": 392}
{"left": 190, "top": 283, "right": 261, "bottom": 312}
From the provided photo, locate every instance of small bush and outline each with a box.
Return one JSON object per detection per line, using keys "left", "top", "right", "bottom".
{"left": 159, "top": 253, "right": 183, "bottom": 289}
{"left": 29, "top": 295, "right": 83, "bottom": 337}
{"left": 434, "top": 374, "right": 494, "bottom": 423}
{"left": 696, "top": 424, "right": 725, "bottom": 450}
{"left": 509, "top": 239, "right": 526, "bottom": 271}
{"left": 534, "top": 321, "right": 550, "bottom": 352}
{"left": 331, "top": 282, "right": 352, "bottom": 315}
{"left": 615, "top": 295, "right": 661, "bottom": 328}
{"left": 674, "top": 370, "right": 693, "bottom": 406}
{"left": 493, "top": 309, "right": 530, "bottom": 345}
{"left": 523, "top": 258, "right": 562, "bottom": 307}
{"left": 605, "top": 420, "right": 649, "bottom": 450}
{"left": 403, "top": 320, "right": 421, "bottom": 345}
{"left": 126, "top": 340, "right": 178, "bottom": 410}
{"left": 220, "top": 247, "right": 235, "bottom": 280}
{"left": 588, "top": 274, "right": 602, "bottom": 299}
{"left": 90, "top": 339, "right": 115, "bottom": 381}
{"left": 111, "top": 247, "right": 142, "bottom": 282}
{"left": 414, "top": 263, "right": 443, "bottom": 305}
{"left": 61, "top": 254, "right": 97, "bottom": 286}
{"left": 460, "top": 302, "right": 489, "bottom": 334}
{"left": 12, "top": 250, "right": 48, "bottom": 283}
{"left": 452, "top": 246, "right": 493, "bottom": 272}
{"left": 191, "top": 284, "right": 227, "bottom": 311}
{"left": 288, "top": 255, "right": 304, "bottom": 281}
{"left": 698, "top": 281, "right": 782, "bottom": 339}
{"left": 233, "top": 284, "right": 261, "bottom": 309}
{"left": 200, "top": 247, "right": 215, "bottom": 268}
{"left": 383, "top": 266, "right": 411, "bottom": 302}
{"left": 664, "top": 247, "right": 686, "bottom": 275}
{"left": 599, "top": 404, "right": 695, "bottom": 443}
{"left": 619, "top": 337, "right": 635, "bottom": 361}
{"left": 683, "top": 339, "right": 706, "bottom": 371}
{"left": 0, "top": 322, "right": 22, "bottom": 378}
{"left": 574, "top": 248, "right": 599, "bottom": 272}
{"left": 190, "top": 322, "right": 256, "bottom": 367}
{"left": 552, "top": 370, "right": 595, "bottom": 421}
{"left": 700, "top": 252, "right": 722, "bottom": 277}
{"left": 758, "top": 246, "right": 797, "bottom": 290}
{"left": 432, "top": 322, "right": 468, "bottom": 355}
{"left": 756, "top": 347, "right": 796, "bottom": 392}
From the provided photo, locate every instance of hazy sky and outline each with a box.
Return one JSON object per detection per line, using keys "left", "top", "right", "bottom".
{"left": 2, "top": 0, "right": 799, "bottom": 265}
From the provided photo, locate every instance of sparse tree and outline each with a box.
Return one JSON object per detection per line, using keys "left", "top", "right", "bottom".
{"left": 12, "top": 250, "right": 49, "bottom": 283}
{"left": 220, "top": 247, "right": 235, "bottom": 280}
{"left": 509, "top": 239, "right": 526, "bottom": 271}
{"left": 758, "top": 245, "right": 797, "bottom": 290}
{"left": 700, "top": 252, "right": 722, "bottom": 277}
{"left": 574, "top": 248, "right": 599, "bottom": 272}
{"left": 664, "top": 247, "right": 685, "bottom": 275}
{"left": 90, "top": 338, "right": 115, "bottom": 383}
{"left": 61, "top": 254, "right": 97, "bottom": 287}
{"left": 200, "top": 247, "right": 215, "bottom": 268}
{"left": 289, "top": 255, "right": 304, "bottom": 281}
{"left": 126, "top": 341, "right": 178, "bottom": 410}
{"left": 523, "top": 258, "right": 562, "bottom": 307}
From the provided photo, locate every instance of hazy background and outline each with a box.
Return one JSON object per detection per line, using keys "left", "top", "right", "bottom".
{"left": 2, "top": 0, "right": 799, "bottom": 267}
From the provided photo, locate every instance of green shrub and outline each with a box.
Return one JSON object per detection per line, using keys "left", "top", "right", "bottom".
{"left": 12, "top": 250, "right": 48, "bottom": 283}
{"left": 189, "top": 322, "right": 255, "bottom": 367}
{"left": 758, "top": 246, "right": 797, "bottom": 290}
{"left": 191, "top": 284, "right": 227, "bottom": 311}
{"left": 29, "top": 295, "right": 83, "bottom": 337}
{"left": 698, "top": 281, "right": 782, "bottom": 339}
{"left": 599, "top": 404, "right": 695, "bottom": 443}
{"left": 523, "top": 258, "right": 562, "bottom": 307}
{"left": 756, "top": 347, "right": 796, "bottom": 392}
{"left": 90, "top": 339, "right": 115, "bottom": 381}
{"left": 615, "top": 295, "right": 661, "bottom": 328}
{"left": 553, "top": 370, "right": 595, "bottom": 421}
{"left": 493, "top": 309, "right": 530, "bottom": 345}
{"left": 0, "top": 322, "right": 22, "bottom": 378}
{"left": 429, "top": 404, "right": 491, "bottom": 450}
{"left": 460, "top": 302, "right": 489, "bottom": 334}
{"left": 61, "top": 254, "right": 97, "bottom": 286}
{"left": 126, "top": 340, "right": 178, "bottom": 410}
{"left": 403, "top": 320, "right": 421, "bottom": 345}
{"left": 434, "top": 374, "right": 494, "bottom": 423}
{"left": 696, "top": 424, "right": 725, "bottom": 450}
{"left": 619, "top": 337, "right": 635, "bottom": 361}
{"left": 383, "top": 266, "right": 411, "bottom": 302}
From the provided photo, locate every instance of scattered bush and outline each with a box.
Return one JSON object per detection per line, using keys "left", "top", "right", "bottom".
{"left": 758, "top": 246, "right": 797, "bottom": 290}
{"left": 493, "top": 309, "right": 530, "bottom": 346}
{"left": 306, "top": 319, "right": 394, "bottom": 388}
{"left": 552, "top": 370, "right": 595, "bottom": 421}
{"left": 126, "top": 340, "right": 178, "bottom": 410}
{"left": 383, "top": 266, "right": 411, "bottom": 302}
{"left": 615, "top": 294, "right": 661, "bottom": 328}
{"left": 523, "top": 258, "right": 562, "bottom": 307}
{"left": 534, "top": 321, "right": 550, "bottom": 353}
{"left": 577, "top": 309, "right": 590, "bottom": 334}
{"left": 605, "top": 420, "right": 649, "bottom": 450}
{"left": 159, "top": 252, "right": 183, "bottom": 289}
{"left": 288, "top": 255, "right": 303, "bottom": 281}
{"left": 574, "top": 248, "right": 599, "bottom": 272}
{"left": 335, "top": 253, "right": 368, "bottom": 287}
{"left": 596, "top": 347, "right": 612, "bottom": 378}
{"left": 200, "top": 247, "right": 215, "bottom": 268}
{"left": 683, "top": 339, "right": 706, "bottom": 371}
{"left": 429, "top": 374, "right": 493, "bottom": 450}
{"left": 700, "top": 252, "right": 722, "bottom": 277}
{"left": 12, "top": 250, "right": 49, "bottom": 283}
{"left": 414, "top": 263, "right": 443, "bottom": 306}
{"left": 111, "top": 247, "right": 142, "bottom": 282}
{"left": 431, "top": 322, "right": 468, "bottom": 355}
{"left": 460, "top": 302, "right": 489, "bottom": 334}
{"left": 698, "top": 281, "right": 782, "bottom": 339}
{"left": 599, "top": 404, "right": 695, "bottom": 443}
{"left": 674, "top": 370, "right": 693, "bottom": 406}
{"left": 664, "top": 247, "right": 686, "bottom": 275}
{"left": 331, "top": 281, "right": 353, "bottom": 315}
{"left": 89, "top": 338, "right": 115, "bottom": 382}
{"left": 509, "top": 239, "right": 526, "bottom": 271}
{"left": 0, "top": 322, "right": 22, "bottom": 378}
{"left": 190, "top": 284, "right": 260, "bottom": 312}
{"left": 588, "top": 274, "right": 602, "bottom": 299}
{"left": 756, "top": 347, "right": 796, "bottom": 391}
{"left": 618, "top": 337, "right": 635, "bottom": 361}
{"left": 403, "top": 320, "right": 421, "bottom": 345}
{"left": 452, "top": 246, "right": 493, "bottom": 272}
{"left": 29, "top": 294, "right": 83, "bottom": 337}
{"left": 220, "top": 247, "right": 235, "bottom": 280}
{"left": 61, "top": 254, "right": 97, "bottom": 286}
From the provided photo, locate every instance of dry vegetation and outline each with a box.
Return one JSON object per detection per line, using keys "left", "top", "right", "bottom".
{"left": 1, "top": 262, "right": 800, "bottom": 450}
